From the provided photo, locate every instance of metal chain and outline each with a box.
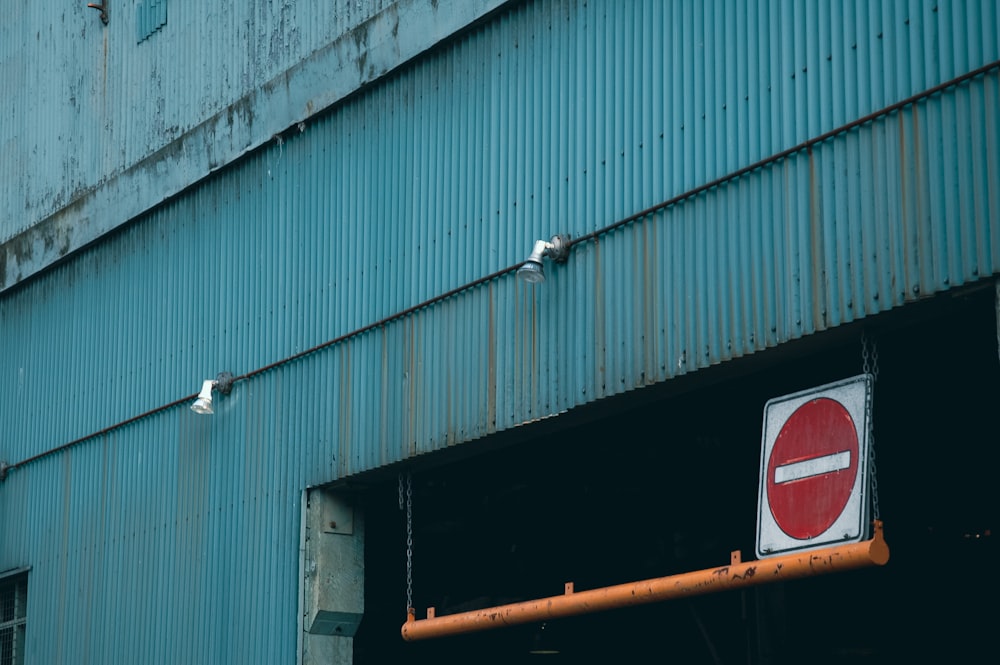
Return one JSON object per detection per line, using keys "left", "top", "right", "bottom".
{"left": 862, "top": 333, "right": 881, "bottom": 522}
{"left": 405, "top": 472, "right": 414, "bottom": 612}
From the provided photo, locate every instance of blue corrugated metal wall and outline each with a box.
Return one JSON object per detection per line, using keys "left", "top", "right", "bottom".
{"left": 1, "top": 1, "right": 999, "bottom": 662}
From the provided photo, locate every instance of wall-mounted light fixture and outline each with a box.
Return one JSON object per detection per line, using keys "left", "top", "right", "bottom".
{"left": 516, "top": 235, "right": 571, "bottom": 284}
{"left": 191, "top": 372, "right": 235, "bottom": 415}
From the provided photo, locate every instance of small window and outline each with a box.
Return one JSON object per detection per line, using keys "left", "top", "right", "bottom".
{"left": 0, "top": 571, "right": 27, "bottom": 665}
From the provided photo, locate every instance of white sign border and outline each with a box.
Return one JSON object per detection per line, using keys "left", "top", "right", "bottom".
{"left": 755, "top": 374, "right": 872, "bottom": 559}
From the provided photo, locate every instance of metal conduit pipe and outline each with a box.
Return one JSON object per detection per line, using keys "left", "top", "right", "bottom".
{"left": 401, "top": 521, "right": 889, "bottom": 641}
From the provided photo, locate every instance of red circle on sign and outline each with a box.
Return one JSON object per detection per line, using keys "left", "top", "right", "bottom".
{"left": 767, "top": 398, "right": 859, "bottom": 540}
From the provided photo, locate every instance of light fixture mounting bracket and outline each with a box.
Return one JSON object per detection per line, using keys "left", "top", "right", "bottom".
{"left": 547, "top": 235, "right": 571, "bottom": 263}
{"left": 215, "top": 372, "right": 235, "bottom": 395}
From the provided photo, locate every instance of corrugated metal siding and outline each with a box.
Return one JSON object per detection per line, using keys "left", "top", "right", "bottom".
{"left": 3, "top": 0, "right": 997, "bottom": 468}
{"left": 0, "top": 415, "right": 302, "bottom": 663}
{"left": 1, "top": 1, "right": 999, "bottom": 662}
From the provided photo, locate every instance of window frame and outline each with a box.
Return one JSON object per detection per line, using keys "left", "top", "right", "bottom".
{"left": 0, "top": 567, "right": 29, "bottom": 665}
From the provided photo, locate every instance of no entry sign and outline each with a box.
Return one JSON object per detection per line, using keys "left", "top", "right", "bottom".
{"left": 756, "top": 375, "right": 872, "bottom": 558}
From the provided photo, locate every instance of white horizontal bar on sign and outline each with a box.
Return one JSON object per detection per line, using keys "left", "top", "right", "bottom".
{"left": 774, "top": 451, "right": 851, "bottom": 483}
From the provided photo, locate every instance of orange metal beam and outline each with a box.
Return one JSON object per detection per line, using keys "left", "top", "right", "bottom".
{"left": 401, "top": 521, "right": 889, "bottom": 641}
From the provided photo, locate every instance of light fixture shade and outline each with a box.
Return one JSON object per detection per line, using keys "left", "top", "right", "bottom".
{"left": 516, "top": 260, "right": 546, "bottom": 283}
{"left": 516, "top": 236, "right": 570, "bottom": 284}
{"left": 191, "top": 379, "right": 216, "bottom": 415}
{"left": 191, "top": 397, "right": 214, "bottom": 415}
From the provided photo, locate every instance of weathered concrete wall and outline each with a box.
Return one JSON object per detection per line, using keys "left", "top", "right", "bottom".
{"left": 0, "top": 0, "right": 510, "bottom": 292}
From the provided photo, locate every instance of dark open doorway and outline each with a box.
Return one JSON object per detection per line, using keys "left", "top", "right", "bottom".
{"left": 355, "top": 285, "right": 998, "bottom": 664}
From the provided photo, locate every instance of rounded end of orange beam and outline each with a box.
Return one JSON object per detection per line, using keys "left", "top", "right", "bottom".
{"left": 401, "top": 608, "right": 417, "bottom": 641}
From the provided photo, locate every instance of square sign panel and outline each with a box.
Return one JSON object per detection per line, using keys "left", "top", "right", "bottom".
{"left": 756, "top": 375, "right": 871, "bottom": 558}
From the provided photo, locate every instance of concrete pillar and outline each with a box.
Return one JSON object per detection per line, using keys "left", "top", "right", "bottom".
{"left": 301, "top": 488, "right": 364, "bottom": 665}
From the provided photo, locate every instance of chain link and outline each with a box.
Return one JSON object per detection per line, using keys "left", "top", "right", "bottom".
{"left": 405, "top": 472, "right": 413, "bottom": 612}
{"left": 862, "top": 332, "right": 881, "bottom": 522}
{"left": 397, "top": 472, "right": 414, "bottom": 612}
{"left": 861, "top": 335, "right": 870, "bottom": 375}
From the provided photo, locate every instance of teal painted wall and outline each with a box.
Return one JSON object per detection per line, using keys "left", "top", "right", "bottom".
{"left": 0, "top": 0, "right": 509, "bottom": 289}
{"left": 1, "top": 1, "right": 998, "bottom": 662}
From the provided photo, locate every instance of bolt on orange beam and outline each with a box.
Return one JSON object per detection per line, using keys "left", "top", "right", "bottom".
{"left": 401, "top": 521, "right": 889, "bottom": 641}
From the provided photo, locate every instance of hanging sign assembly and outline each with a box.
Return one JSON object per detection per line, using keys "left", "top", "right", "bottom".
{"left": 401, "top": 337, "right": 889, "bottom": 641}
{"left": 401, "top": 521, "right": 887, "bottom": 640}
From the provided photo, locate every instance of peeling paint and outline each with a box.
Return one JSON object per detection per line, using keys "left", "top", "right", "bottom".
{"left": 1, "top": 1, "right": 512, "bottom": 292}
